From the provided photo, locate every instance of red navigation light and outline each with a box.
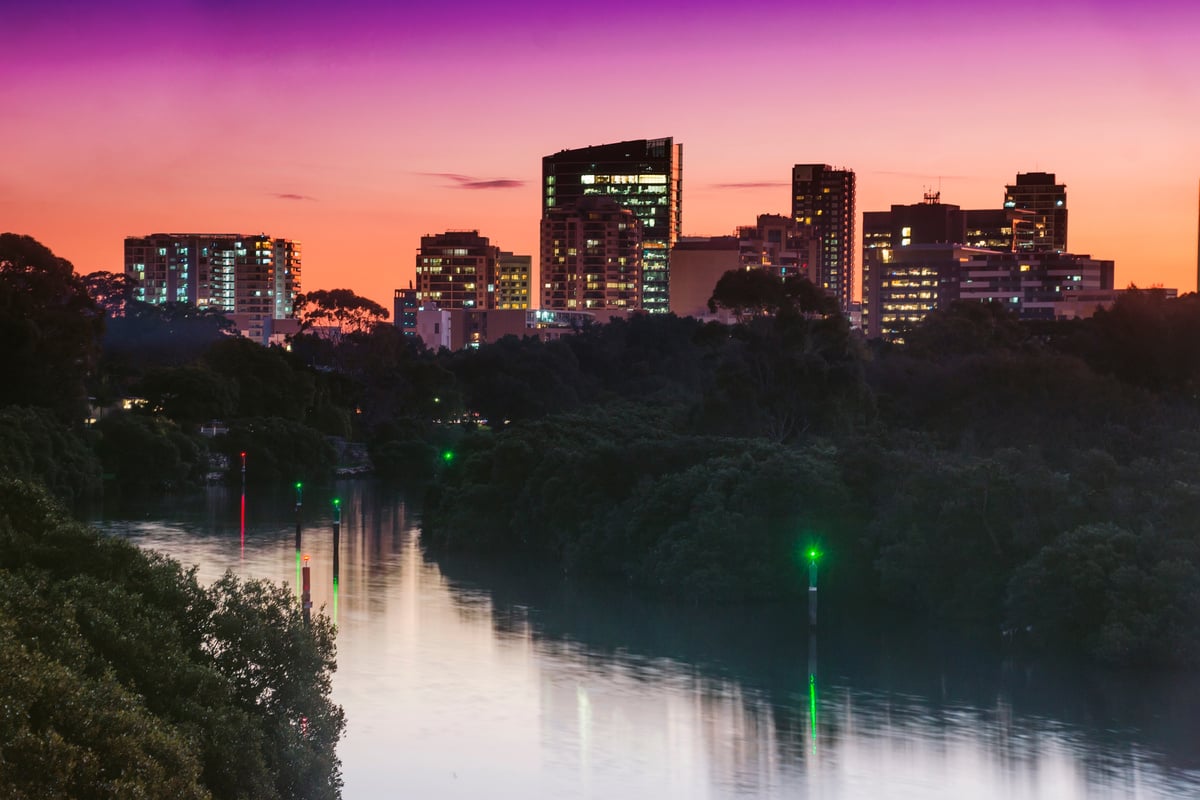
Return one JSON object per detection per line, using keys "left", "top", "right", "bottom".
{"left": 303, "top": 554, "right": 310, "bottom": 563}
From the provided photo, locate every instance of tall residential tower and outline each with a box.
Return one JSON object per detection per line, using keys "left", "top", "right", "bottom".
{"left": 791, "top": 164, "right": 855, "bottom": 314}
{"left": 542, "top": 138, "right": 682, "bottom": 313}
{"left": 540, "top": 196, "right": 642, "bottom": 311}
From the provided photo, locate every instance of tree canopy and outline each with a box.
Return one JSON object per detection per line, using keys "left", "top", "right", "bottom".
{"left": 0, "top": 233, "right": 103, "bottom": 421}
{"left": 0, "top": 480, "right": 344, "bottom": 798}
{"left": 707, "top": 269, "right": 838, "bottom": 319}
{"left": 294, "top": 289, "right": 389, "bottom": 338}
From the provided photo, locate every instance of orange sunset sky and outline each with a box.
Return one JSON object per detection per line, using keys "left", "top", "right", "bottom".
{"left": 4, "top": 0, "right": 1199, "bottom": 311}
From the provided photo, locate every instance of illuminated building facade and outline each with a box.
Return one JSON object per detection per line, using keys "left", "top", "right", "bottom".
{"left": 540, "top": 196, "right": 642, "bottom": 311}
{"left": 415, "top": 230, "right": 499, "bottom": 310}
{"left": 124, "top": 233, "right": 300, "bottom": 343}
{"left": 542, "top": 138, "right": 682, "bottom": 313}
{"left": 958, "top": 252, "right": 1115, "bottom": 319}
{"left": 863, "top": 243, "right": 994, "bottom": 341}
{"left": 791, "top": 164, "right": 855, "bottom": 314}
{"left": 862, "top": 195, "right": 1036, "bottom": 336}
{"left": 1004, "top": 172, "right": 1067, "bottom": 252}
{"left": 496, "top": 251, "right": 532, "bottom": 309}
{"left": 393, "top": 288, "right": 418, "bottom": 337}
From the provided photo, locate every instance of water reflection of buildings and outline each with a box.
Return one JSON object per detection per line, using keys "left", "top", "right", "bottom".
{"left": 96, "top": 484, "right": 1200, "bottom": 800}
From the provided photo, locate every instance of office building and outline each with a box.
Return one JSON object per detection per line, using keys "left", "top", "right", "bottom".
{"left": 124, "top": 233, "right": 300, "bottom": 344}
{"left": 1004, "top": 172, "right": 1067, "bottom": 252}
{"left": 415, "top": 230, "right": 499, "bottom": 310}
{"left": 864, "top": 244, "right": 996, "bottom": 341}
{"left": 540, "top": 196, "right": 642, "bottom": 311}
{"left": 958, "top": 252, "right": 1114, "bottom": 320}
{"left": 862, "top": 194, "right": 1034, "bottom": 336}
{"left": 865, "top": 242, "right": 1125, "bottom": 339}
{"left": 792, "top": 164, "right": 855, "bottom": 314}
{"left": 542, "top": 138, "right": 682, "bottom": 313}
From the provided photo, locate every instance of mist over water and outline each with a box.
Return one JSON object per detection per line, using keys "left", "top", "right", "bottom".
{"left": 95, "top": 480, "right": 1200, "bottom": 799}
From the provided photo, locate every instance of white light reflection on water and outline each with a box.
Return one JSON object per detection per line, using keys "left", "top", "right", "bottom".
{"left": 95, "top": 482, "right": 1200, "bottom": 800}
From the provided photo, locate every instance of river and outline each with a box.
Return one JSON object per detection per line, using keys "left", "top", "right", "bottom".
{"left": 94, "top": 479, "right": 1200, "bottom": 799}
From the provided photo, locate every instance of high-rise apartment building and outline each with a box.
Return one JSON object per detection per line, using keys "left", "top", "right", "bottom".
{"left": 542, "top": 138, "right": 682, "bottom": 313}
{"left": 393, "top": 288, "right": 418, "bottom": 337}
{"left": 415, "top": 230, "right": 499, "bottom": 310}
{"left": 1004, "top": 172, "right": 1067, "bottom": 252}
{"left": 540, "top": 196, "right": 642, "bottom": 311}
{"left": 495, "top": 251, "right": 532, "bottom": 310}
{"left": 792, "top": 164, "right": 855, "bottom": 314}
{"left": 124, "top": 233, "right": 300, "bottom": 343}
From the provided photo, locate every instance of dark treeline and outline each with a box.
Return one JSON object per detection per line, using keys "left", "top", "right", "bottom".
{"left": 5, "top": 232, "right": 1200, "bottom": 668}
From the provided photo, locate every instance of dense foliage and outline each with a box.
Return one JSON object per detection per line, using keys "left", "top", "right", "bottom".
{"left": 0, "top": 480, "right": 344, "bottom": 798}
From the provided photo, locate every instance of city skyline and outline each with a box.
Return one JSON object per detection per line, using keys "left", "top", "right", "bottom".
{"left": 4, "top": 0, "right": 1199, "bottom": 311}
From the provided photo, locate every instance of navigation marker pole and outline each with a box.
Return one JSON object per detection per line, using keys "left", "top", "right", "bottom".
{"left": 332, "top": 498, "right": 342, "bottom": 626}
{"left": 302, "top": 554, "right": 312, "bottom": 625}
{"left": 807, "top": 547, "right": 822, "bottom": 627}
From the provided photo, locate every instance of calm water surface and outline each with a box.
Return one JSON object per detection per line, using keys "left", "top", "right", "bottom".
{"left": 95, "top": 481, "right": 1200, "bottom": 799}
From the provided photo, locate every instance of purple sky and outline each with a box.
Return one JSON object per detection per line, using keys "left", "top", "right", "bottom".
{"left": 4, "top": 0, "right": 1199, "bottom": 307}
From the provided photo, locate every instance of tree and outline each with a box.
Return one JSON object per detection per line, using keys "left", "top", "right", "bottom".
{"left": 707, "top": 268, "right": 788, "bottom": 320}
{"left": 93, "top": 412, "right": 206, "bottom": 495}
{"left": 204, "top": 338, "right": 315, "bottom": 421}
{"left": 707, "top": 270, "right": 837, "bottom": 321}
{"left": 294, "top": 289, "right": 389, "bottom": 340}
{"left": 0, "top": 233, "right": 103, "bottom": 421}
{"left": 136, "top": 365, "right": 239, "bottom": 429}
{"left": 903, "top": 299, "right": 1029, "bottom": 358}
{"left": 82, "top": 270, "right": 137, "bottom": 317}
{"left": 0, "top": 406, "right": 102, "bottom": 505}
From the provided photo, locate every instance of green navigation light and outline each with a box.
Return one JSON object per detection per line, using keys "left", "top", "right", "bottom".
{"left": 442, "top": 450, "right": 455, "bottom": 463}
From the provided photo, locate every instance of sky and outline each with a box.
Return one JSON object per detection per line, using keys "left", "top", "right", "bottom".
{"left": 3, "top": 0, "right": 1199, "bottom": 311}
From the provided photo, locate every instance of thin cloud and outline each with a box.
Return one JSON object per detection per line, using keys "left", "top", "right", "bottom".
{"left": 422, "top": 172, "right": 525, "bottom": 190}
{"left": 711, "top": 181, "right": 789, "bottom": 189}
{"left": 273, "top": 192, "right": 316, "bottom": 201}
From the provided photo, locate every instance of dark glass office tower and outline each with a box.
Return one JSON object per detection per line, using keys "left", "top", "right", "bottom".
{"left": 1004, "top": 172, "right": 1067, "bottom": 252}
{"left": 792, "top": 164, "right": 856, "bottom": 314}
{"left": 542, "top": 138, "right": 682, "bottom": 313}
